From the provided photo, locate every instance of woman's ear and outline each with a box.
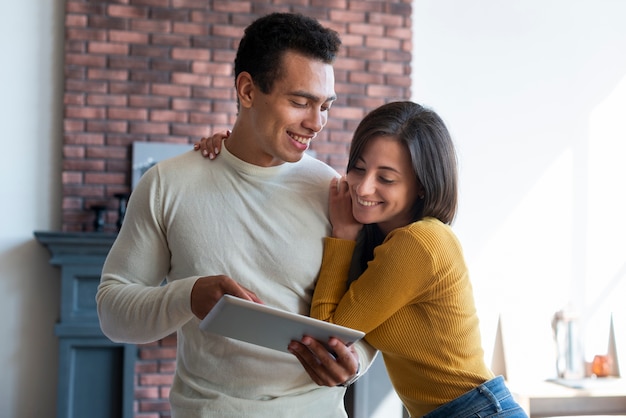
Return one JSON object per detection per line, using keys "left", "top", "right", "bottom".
{"left": 235, "top": 72, "right": 255, "bottom": 109}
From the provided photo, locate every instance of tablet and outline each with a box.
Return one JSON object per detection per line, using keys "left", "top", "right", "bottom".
{"left": 199, "top": 294, "right": 365, "bottom": 353}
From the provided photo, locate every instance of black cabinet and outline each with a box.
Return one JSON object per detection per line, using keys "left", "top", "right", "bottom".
{"left": 35, "top": 231, "right": 136, "bottom": 418}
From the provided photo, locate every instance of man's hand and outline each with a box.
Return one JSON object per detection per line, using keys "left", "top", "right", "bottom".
{"left": 288, "top": 336, "right": 359, "bottom": 387}
{"left": 191, "top": 275, "right": 261, "bottom": 320}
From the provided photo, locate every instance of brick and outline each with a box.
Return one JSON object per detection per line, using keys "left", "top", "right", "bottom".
{"left": 211, "top": 24, "right": 248, "bottom": 39}
{"left": 133, "top": 0, "right": 169, "bottom": 7}
{"left": 108, "top": 107, "right": 148, "bottom": 120}
{"left": 329, "top": 9, "right": 365, "bottom": 23}
{"left": 130, "top": 122, "right": 170, "bottom": 135}
{"left": 349, "top": 71, "right": 384, "bottom": 85}
{"left": 65, "top": 53, "right": 107, "bottom": 67}
{"left": 134, "top": 386, "right": 159, "bottom": 400}
{"left": 130, "top": 95, "right": 170, "bottom": 109}
{"left": 107, "top": 4, "right": 148, "bottom": 19}
{"left": 191, "top": 62, "right": 231, "bottom": 76}
{"left": 88, "top": 68, "right": 129, "bottom": 81}
{"left": 63, "top": 184, "right": 106, "bottom": 198}
{"left": 152, "top": 83, "right": 191, "bottom": 97}
{"left": 150, "top": 33, "right": 191, "bottom": 47}
{"left": 171, "top": 98, "right": 211, "bottom": 112}
{"left": 170, "top": 123, "right": 210, "bottom": 137}
{"left": 87, "top": 120, "right": 129, "bottom": 133}
{"left": 365, "top": 35, "right": 402, "bottom": 50}
{"left": 172, "top": 22, "right": 208, "bottom": 36}
{"left": 85, "top": 172, "right": 126, "bottom": 185}
{"left": 348, "top": 22, "right": 384, "bottom": 36}
{"left": 65, "top": 79, "right": 108, "bottom": 94}
{"left": 135, "top": 361, "right": 158, "bottom": 374}
{"left": 130, "top": 70, "right": 170, "bottom": 83}
{"left": 366, "top": 84, "right": 405, "bottom": 99}
{"left": 150, "top": 110, "right": 188, "bottom": 123}
{"left": 151, "top": 59, "right": 189, "bottom": 73}
{"left": 88, "top": 41, "right": 130, "bottom": 55}
{"left": 191, "top": 86, "right": 231, "bottom": 100}
{"left": 385, "top": 74, "right": 412, "bottom": 88}
{"left": 189, "top": 112, "right": 227, "bottom": 125}
{"left": 64, "top": 93, "right": 85, "bottom": 106}
{"left": 62, "top": 197, "right": 83, "bottom": 210}
{"left": 87, "top": 94, "right": 127, "bottom": 107}
{"left": 190, "top": 10, "right": 230, "bottom": 24}
{"left": 346, "top": 46, "right": 384, "bottom": 61}
{"left": 137, "top": 399, "right": 171, "bottom": 413}
{"left": 138, "top": 373, "right": 174, "bottom": 387}
{"left": 65, "top": 1, "right": 105, "bottom": 15}
{"left": 63, "top": 145, "right": 86, "bottom": 158}
{"left": 66, "top": 27, "right": 107, "bottom": 41}
{"left": 65, "top": 40, "right": 86, "bottom": 54}
{"left": 212, "top": 0, "right": 251, "bottom": 13}
{"left": 131, "top": 44, "right": 170, "bottom": 58}
{"left": 65, "top": 67, "right": 86, "bottom": 80}
{"left": 152, "top": 8, "right": 190, "bottom": 22}
{"left": 334, "top": 57, "right": 366, "bottom": 72}
{"left": 109, "top": 30, "right": 150, "bottom": 44}
{"left": 62, "top": 171, "right": 83, "bottom": 184}
{"left": 347, "top": 1, "right": 382, "bottom": 12}
{"left": 171, "top": 72, "right": 211, "bottom": 87}
{"left": 106, "top": 134, "right": 148, "bottom": 146}
{"left": 63, "top": 119, "right": 85, "bottom": 132}
{"left": 211, "top": 75, "right": 232, "bottom": 88}
{"left": 110, "top": 81, "right": 150, "bottom": 95}
{"left": 87, "top": 145, "right": 128, "bottom": 159}
{"left": 65, "top": 14, "right": 88, "bottom": 28}
{"left": 131, "top": 19, "right": 172, "bottom": 33}
{"left": 171, "top": 47, "right": 210, "bottom": 61}
{"left": 66, "top": 106, "right": 106, "bottom": 119}
{"left": 64, "top": 133, "right": 105, "bottom": 145}
{"left": 88, "top": 15, "right": 128, "bottom": 31}
{"left": 369, "top": 12, "right": 405, "bottom": 26}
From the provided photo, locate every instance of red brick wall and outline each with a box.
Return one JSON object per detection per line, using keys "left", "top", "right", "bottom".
{"left": 62, "top": 1, "right": 412, "bottom": 416}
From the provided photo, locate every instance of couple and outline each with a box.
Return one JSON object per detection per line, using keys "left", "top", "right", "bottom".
{"left": 98, "top": 12, "right": 527, "bottom": 418}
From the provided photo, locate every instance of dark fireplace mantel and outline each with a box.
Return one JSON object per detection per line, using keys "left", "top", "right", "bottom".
{"left": 35, "top": 231, "right": 135, "bottom": 418}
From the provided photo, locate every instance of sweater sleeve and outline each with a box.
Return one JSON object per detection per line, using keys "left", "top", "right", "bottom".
{"left": 312, "top": 224, "right": 441, "bottom": 334}
{"left": 96, "top": 164, "right": 196, "bottom": 344}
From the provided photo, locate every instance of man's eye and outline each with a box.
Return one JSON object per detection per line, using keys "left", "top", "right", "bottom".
{"left": 292, "top": 101, "right": 307, "bottom": 108}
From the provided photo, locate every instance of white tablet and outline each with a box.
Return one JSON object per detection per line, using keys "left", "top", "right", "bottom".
{"left": 199, "top": 294, "right": 365, "bottom": 353}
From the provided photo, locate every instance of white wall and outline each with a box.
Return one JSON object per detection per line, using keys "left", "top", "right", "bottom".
{"left": 412, "top": 0, "right": 626, "bottom": 381}
{"left": 0, "top": 0, "right": 64, "bottom": 416}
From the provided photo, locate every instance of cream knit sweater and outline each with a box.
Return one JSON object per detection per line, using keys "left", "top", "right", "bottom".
{"left": 97, "top": 144, "right": 376, "bottom": 417}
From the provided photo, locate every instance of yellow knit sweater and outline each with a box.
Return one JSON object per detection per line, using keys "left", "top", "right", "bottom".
{"left": 311, "top": 217, "right": 494, "bottom": 417}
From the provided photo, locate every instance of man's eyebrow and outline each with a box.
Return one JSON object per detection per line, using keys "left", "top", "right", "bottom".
{"left": 290, "top": 90, "right": 337, "bottom": 103}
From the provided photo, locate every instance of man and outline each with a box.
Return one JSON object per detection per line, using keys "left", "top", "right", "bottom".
{"left": 97, "top": 12, "right": 376, "bottom": 418}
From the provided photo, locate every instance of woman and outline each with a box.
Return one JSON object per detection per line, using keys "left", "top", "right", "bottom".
{"left": 195, "top": 101, "right": 527, "bottom": 417}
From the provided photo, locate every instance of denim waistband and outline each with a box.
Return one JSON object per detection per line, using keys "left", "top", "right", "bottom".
{"left": 422, "top": 375, "right": 525, "bottom": 418}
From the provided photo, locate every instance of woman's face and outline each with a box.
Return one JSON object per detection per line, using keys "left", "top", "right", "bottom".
{"left": 346, "top": 135, "right": 422, "bottom": 235}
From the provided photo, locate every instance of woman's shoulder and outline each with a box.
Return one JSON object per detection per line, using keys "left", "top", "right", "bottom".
{"left": 392, "top": 217, "right": 457, "bottom": 246}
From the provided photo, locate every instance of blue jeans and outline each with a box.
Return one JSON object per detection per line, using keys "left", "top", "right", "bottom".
{"left": 422, "top": 376, "right": 528, "bottom": 418}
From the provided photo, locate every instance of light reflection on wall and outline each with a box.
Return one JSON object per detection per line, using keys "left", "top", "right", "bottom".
{"left": 584, "top": 74, "right": 626, "bottom": 366}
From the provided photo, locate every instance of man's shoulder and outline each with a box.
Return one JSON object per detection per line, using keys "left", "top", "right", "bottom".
{"left": 297, "top": 153, "right": 339, "bottom": 178}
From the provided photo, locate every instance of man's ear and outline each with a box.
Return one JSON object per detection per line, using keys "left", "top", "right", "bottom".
{"left": 236, "top": 72, "right": 255, "bottom": 109}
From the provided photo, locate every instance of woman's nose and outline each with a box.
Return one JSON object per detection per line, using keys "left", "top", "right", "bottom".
{"left": 355, "top": 173, "right": 376, "bottom": 195}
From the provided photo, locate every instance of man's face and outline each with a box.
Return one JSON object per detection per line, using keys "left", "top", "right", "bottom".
{"left": 241, "top": 51, "right": 336, "bottom": 167}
